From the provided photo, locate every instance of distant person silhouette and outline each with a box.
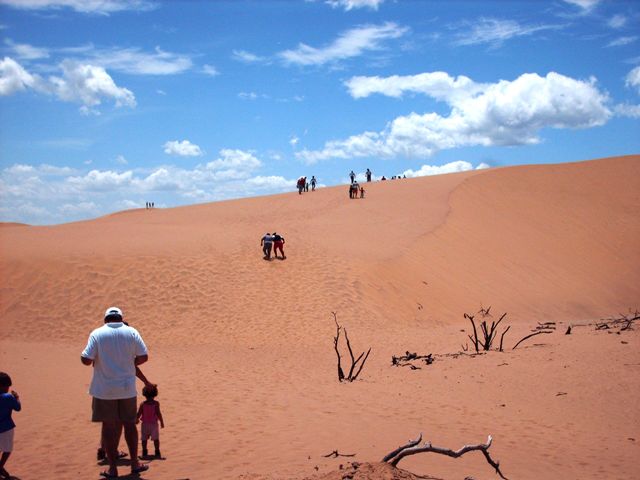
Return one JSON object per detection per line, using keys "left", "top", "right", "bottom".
{"left": 349, "top": 170, "right": 355, "bottom": 184}
{"left": 311, "top": 176, "right": 317, "bottom": 191}
{"left": 366, "top": 168, "right": 372, "bottom": 182}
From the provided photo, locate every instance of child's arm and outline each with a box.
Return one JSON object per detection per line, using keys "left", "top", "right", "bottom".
{"left": 11, "top": 390, "right": 21, "bottom": 411}
{"left": 156, "top": 401, "right": 165, "bottom": 428}
{"left": 136, "top": 403, "right": 144, "bottom": 423}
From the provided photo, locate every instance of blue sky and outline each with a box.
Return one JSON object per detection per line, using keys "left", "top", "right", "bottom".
{"left": 0, "top": 0, "right": 639, "bottom": 225}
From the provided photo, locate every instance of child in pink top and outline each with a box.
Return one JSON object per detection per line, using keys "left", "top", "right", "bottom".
{"left": 136, "top": 384, "right": 165, "bottom": 458}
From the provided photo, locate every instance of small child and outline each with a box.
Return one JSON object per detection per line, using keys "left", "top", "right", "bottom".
{"left": 359, "top": 186, "right": 365, "bottom": 198}
{"left": 0, "top": 372, "right": 21, "bottom": 480}
{"left": 136, "top": 384, "right": 164, "bottom": 459}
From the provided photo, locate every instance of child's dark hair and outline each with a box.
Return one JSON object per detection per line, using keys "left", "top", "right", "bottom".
{"left": 142, "top": 383, "right": 158, "bottom": 399}
{"left": 0, "top": 372, "right": 12, "bottom": 389}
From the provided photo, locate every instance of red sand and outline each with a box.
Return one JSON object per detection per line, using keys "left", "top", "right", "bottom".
{"left": 1, "top": 155, "right": 639, "bottom": 479}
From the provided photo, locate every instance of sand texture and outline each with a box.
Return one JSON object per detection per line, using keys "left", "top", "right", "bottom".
{"left": 1, "top": 155, "right": 639, "bottom": 479}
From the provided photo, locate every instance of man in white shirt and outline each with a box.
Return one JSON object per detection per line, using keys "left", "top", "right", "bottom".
{"left": 81, "top": 307, "right": 149, "bottom": 478}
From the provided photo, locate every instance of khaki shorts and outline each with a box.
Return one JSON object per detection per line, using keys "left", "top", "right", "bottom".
{"left": 92, "top": 397, "right": 137, "bottom": 423}
{"left": 0, "top": 428, "right": 14, "bottom": 452}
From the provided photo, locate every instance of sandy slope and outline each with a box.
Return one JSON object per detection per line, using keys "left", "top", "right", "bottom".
{"left": 0, "top": 155, "right": 639, "bottom": 480}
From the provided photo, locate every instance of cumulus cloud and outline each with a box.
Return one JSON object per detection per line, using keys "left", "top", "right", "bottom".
{"left": 402, "top": 160, "right": 489, "bottom": 178}
{"left": 345, "top": 71, "right": 486, "bottom": 101}
{"left": 0, "top": 0, "right": 155, "bottom": 14}
{"left": 204, "top": 149, "right": 262, "bottom": 180}
{"left": 0, "top": 56, "right": 38, "bottom": 95}
{"left": 163, "top": 140, "right": 204, "bottom": 157}
{"left": 0, "top": 57, "right": 135, "bottom": 111}
{"left": 298, "top": 71, "right": 611, "bottom": 163}
{"left": 453, "top": 18, "right": 563, "bottom": 47}
{"left": 48, "top": 60, "right": 136, "bottom": 109}
{"left": 67, "top": 169, "right": 133, "bottom": 191}
{"left": 325, "top": 0, "right": 384, "bottom": 10}
{"left": 278, "top": 22, "right": 408, "bottom": 66}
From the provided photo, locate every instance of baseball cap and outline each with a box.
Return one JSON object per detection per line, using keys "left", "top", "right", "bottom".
{"left": 104, "top": 306, "right": 123, "bottom": 319}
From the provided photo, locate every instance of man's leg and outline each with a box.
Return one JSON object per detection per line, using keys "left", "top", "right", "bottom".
{"left": 102, "top": 420, "right": 122, "bottom": 476}
{"left": 123, "top": 421, "right": 141, "bottom": 469}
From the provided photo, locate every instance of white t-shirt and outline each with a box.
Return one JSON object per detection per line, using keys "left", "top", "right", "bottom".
{"left": 81, "top": 322, "right": 148, "bottom": 400}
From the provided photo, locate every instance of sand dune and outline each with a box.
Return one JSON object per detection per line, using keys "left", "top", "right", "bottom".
{"left": 1, "top": 155, "right": 639, "bottom": 479}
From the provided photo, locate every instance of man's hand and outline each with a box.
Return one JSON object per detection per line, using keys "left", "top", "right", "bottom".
{"left": 11, "top": 390, "right": 19, "bottom": 401}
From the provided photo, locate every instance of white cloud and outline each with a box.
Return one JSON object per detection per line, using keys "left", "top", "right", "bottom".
{"left": 345, "top": 71, "right": 486, "bottom": 101}
{"left": 232, "top": 49, "right": 268, "bottom": 64}
{"left": 115, "top": 155, "right": 128, "bottom": 165}
{"left": 278, "top": 22, "right": 408, "bottom": 66}
{"left": 325, "top": 0, "right": 384, "bottom": 10}
{"left": 402, "top": 160, "right": 488, "bottom": 178}
{"left": 290, "top": 135, "right": 299, "bottom": 147}
{"left": 59, "top": 201, "right": 98, "bottom": 215}
{"left": 614, "top": 103, "right": 640, "bottom": 118}
{"left": 626, "top": 66, "right": 640, "bottom": 94}
{"left": 246, "top": 175, "right": 296, "bottom": 189}
{"left": 5, "top": 39, "right": 50, "bottom": 60}
{"left": 607, "top": 36, "right": 638, "bottom": 48}
{"left": 163, "top": 140, "right": 204, "bottom": 157}
{"left": 299, "top": 71, "right": 611, "bottom": 163}
{"left": 67, "top": 169, "right": 133, "bottom": 191}
{"left": 562, "top": 0, "right": 601, "bottom": 12}
{"left": 48, "top": 60, "right": 136, "bottom": 109}
{"left": 202, "top": 64, "right": 219, "bottom": 77}
{"left": 238, "top": 91, "right": 259, "bottom": 100}
{"left": 0, "top": 56, "right": 37, "bottom": 95}
{"left": 204, "top": 149, "right": 262, "bottom": 180}
{"left": 608, "top": 15, "right": 627, "bottom": 29}
{"left": 85, "top": 46, "right": 192, "bottom": 75}
{"left": 0, "top": 0, "right": 155, "bottom": 14}
{"left": 453, "top": 18, "right": 563, "bottom": 47}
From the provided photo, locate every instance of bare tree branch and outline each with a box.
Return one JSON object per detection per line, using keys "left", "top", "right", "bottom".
{"left": 384, "top": 434, "right": 508, "bottom": 480}
{"left": 512, "top": 330, "right": 551, "bottom": 350}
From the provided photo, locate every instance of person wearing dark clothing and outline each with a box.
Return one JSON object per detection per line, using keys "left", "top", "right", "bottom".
{"left": 261, "top": 233, "right": 273, "bottom": 260}
{"left": 311, "top": 176, "right": 317, "bottom": 191}
{"left": 349, "top": 170, "right": 356, "bottom": 184}
{"left": 366, "top": 169, "right": 372, "bottom": 182}
{"left": 272, "top": 233, "right": 286, "bottom": 259}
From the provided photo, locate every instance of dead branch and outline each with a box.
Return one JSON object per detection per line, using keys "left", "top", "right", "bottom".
{"left": 383, "top": 434, "right": 508, "bottom": 480}
{"left": 382, "top": 433, "right": 423, "bottom": 462}
{"left": 465, "top": 310, "right": 509, "bottom": 352}
{"left": 512, "top": 330, "right": 551, "bottom": 350}
{"left": 331, "top": 312, "right": 371, "bottom": 382}
{"left": 499, "top": 325, "right": 511, "bottom": 352}
{"left": 392, "top": 352, "right": 434, "bottom": 369}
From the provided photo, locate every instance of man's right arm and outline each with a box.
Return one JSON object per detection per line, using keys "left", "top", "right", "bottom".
{"left": 135, "top": 354, "right": 148, "bottom": 366}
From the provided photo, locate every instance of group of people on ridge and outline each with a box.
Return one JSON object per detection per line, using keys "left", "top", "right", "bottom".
{"left": 297, "top": 176, "right": 317, "bottom": 194}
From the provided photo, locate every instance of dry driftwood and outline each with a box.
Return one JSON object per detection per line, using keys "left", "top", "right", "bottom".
{"left": 332, "top": 312, "right": 371, "bottom": 382}
{"left": 382, "top": 433, "right": 508, "bottom": 480}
